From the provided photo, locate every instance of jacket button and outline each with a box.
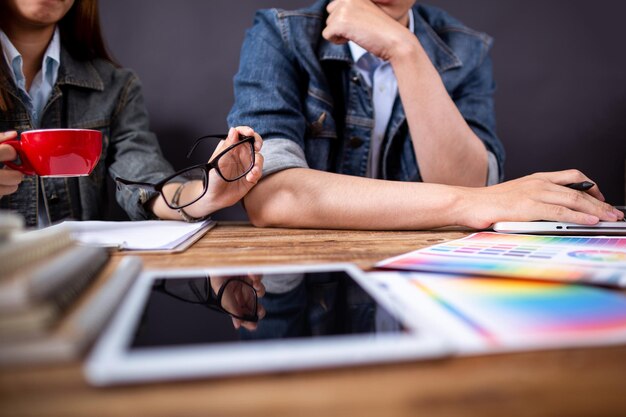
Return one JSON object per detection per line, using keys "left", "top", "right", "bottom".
{"left": 349, "top": 137, "right": 363, "bottom": 148}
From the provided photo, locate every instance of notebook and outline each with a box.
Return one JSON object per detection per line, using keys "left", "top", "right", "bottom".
{"left": 52, "top": 219, "right": 215, "bottom": 252}
{"left": 0, "top": 257, "right": 142, "bottom": 365}
{"left": 0, "top": 245, "right": 109, "bottom": 338}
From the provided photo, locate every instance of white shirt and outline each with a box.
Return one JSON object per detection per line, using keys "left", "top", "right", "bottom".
{"left": 0, "top": 27, "right": 61, "bottom": 128}
{"left": 348, "top": 11, "right": 414, "bottom": 179}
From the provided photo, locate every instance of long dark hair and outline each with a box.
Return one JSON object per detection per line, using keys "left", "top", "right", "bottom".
{"left": 0, "top": 0, "right": 116, "bottom": 111}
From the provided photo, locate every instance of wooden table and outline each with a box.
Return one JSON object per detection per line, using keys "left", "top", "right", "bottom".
{"left": 1, "top": 223, "right": 625, "bottom": 417}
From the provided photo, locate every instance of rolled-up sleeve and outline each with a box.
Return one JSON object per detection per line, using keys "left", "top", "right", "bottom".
{"left": 261, "top": 138, "right": 309, "bottom": 176}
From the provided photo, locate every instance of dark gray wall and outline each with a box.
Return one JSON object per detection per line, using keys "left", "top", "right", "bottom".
{"left": 100, "top": 0, "right": 626, "bottom": 220}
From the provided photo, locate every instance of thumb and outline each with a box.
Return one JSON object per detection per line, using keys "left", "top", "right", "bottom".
{"left": 0, "top": 130, "right": 18, "bottom": 144}
{"left": 0, "top": 132, "right": 18, "bottom": 163}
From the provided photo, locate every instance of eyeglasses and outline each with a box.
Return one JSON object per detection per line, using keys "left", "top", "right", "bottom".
{"left": 156, "top": 276, "right": 259, "bottom": 322}
{"left": 115, "top": 134, "right": 255, "bottom": 210}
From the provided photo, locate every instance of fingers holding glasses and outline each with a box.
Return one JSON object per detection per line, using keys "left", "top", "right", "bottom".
{"left": 230, "top": 126, "right": 263, "bottom": 184}
{"left": 246, "top": 152, "right": 263, "bottom": 184}
{"left": 231, "top": 302, "right": 266, "bottom": 331}
{"left": 232, "top": 126, "right": 263, "bottom": 152}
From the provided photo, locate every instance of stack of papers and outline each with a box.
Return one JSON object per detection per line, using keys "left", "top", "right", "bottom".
{"left": 53, "top": 219, "right": 215, "bottom": 252}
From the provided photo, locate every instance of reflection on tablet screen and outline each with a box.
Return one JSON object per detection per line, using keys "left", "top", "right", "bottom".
{"left": 130, "top": 271, "right": 405, "bottom": 349}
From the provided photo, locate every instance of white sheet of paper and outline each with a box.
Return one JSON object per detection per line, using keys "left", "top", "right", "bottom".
{"left": 54, "top": 219, "right": 214, "bottom": 250}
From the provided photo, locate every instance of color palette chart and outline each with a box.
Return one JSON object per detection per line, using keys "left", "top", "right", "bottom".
{"left": 406, "top": 273, "right": 626, "bottom": 348}
{"left": 377, "top": 232, "right": 626, "bottom": 287}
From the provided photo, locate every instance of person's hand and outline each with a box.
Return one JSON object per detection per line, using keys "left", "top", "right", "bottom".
{"left": 187, "top": 126, "right": 263, "bottom": 217}
{"left": 458, "top": 170, "right": 625, "bottom": 229}
{"left": 322, "top": 0, "right": 415, "bottom": 61}
{"left": 209, "top": 274, "right": 266, "bottom": 331}
{"left": 0, "top": 131, "right": 24, "bottom": 198}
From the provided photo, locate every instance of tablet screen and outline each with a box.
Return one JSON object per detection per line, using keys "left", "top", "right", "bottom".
{"left": 129, "top": 270, "right": 405, "bottom": 349}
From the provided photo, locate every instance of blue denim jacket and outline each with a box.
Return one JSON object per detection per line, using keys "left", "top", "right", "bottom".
{"left": 0, "top": 48, "right": 175, "bottom": 227}
{"left": 228, "top": 0, "right": 505, "bottom": 182}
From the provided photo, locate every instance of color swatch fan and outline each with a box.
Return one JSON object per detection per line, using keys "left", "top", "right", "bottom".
{"left": 377, "top": 232, "right": 626, "bottom": 287}
{"left": 371, "top": 271, "right": 626, "bottom": 353}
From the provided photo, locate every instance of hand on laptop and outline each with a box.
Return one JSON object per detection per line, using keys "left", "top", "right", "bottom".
{"left": 459, "top": 170, "right": 624, "bottom": 228}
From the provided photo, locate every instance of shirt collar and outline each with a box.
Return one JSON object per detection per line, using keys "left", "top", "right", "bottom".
{"left": 45, "top": 27, "right": 61, "bottom": 86}
{"left": 348, "top": 9, "right": 414, "bottom": 65}
{"left": 0, "top": 27, "right": 61, "bottom": 90}
{"left": 0, "top": 29, "right": 24, "bottom": 87}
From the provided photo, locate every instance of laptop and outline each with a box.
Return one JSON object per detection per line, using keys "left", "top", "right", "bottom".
{"left": 493, "top": 207, "right": 626, "bottom": 235}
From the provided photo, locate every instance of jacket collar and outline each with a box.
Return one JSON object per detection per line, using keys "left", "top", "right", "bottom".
{"left": 318, "top": 4, "right": 462, "bottom": 73}
{"left": 56, "top": 48, "right": 104, "bottom": 91}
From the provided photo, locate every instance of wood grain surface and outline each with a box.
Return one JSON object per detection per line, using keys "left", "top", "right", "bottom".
{"left": 1, "top": 223, "right": 625, "bottom": 417}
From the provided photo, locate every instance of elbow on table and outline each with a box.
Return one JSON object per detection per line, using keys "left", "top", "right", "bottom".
{"left": 244, "top": 193, "right": 294, "bottom": 228}
{"left": 244, "top": 170, "right": 314, "bottom": 228}
{"left": 246, "top": 205, "right": 275, "bottom": 228}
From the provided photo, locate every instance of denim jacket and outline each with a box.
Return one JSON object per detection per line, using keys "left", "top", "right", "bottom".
{"left": 0, "top": 48, "right": 174, "bottom": 227}
{"left": 228, "top": 0, "right": 505, "bottom": 182}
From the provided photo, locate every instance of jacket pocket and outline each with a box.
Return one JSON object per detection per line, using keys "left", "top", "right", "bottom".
{"left": 304, "top": 88, "right": 337, "bottom": 139}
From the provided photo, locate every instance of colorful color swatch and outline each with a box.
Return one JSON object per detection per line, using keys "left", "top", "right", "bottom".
{"left": 377, "top": 232, "right": 626, "bottom": 287}
{"left": 408, "top": 274, "right": 626, "bottom": 347}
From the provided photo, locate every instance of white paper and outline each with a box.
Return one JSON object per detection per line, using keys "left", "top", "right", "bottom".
{"left": 53, "top": 219, "right": 214, "bottom": 250}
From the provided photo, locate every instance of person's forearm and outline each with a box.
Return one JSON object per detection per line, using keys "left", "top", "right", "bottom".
{"left": 390, "top": 38, "right": 488, "bottom": 186}
{"left": 244, "top": 168, "right": 465, "bottom": 230}
{"left": 244, "top": 168, "right": 624, "bottom": 231}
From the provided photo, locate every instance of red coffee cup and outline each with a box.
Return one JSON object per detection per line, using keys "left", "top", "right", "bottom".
{"left": 3, "top": 129, "right": 102, "bottom": 177}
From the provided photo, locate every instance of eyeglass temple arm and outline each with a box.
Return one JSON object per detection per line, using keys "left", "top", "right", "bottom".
{"left": 186, "top": 134, "right": 228, "bottom": 158}
{"left": 186, "top": 133, "right": 255, "bottom": 159}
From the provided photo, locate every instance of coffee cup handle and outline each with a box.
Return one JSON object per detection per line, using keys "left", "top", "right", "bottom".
{"left": 3, "top": 140, "right": 36, "bottom": 175}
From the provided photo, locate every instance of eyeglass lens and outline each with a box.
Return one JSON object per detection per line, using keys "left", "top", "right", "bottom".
{"left": 216, "top": 140, "right": 254, "bottom": 181}
{"left": 163, "top": 168, "right": 208, "bottom": 208}
{"left": 219, "top": 279, "right": 258, "bottom": 321}
{"left": 162, "top": 277, "right": 257, "bottom": 321}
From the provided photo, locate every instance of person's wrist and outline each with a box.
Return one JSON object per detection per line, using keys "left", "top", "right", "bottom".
{"left": 451, "top": 186, "right": 490, "bottom": 229}
{"left": 388, "top": 33, "right": 422, "bottom": 65}
{"left": 172, "top": 183, "right": 211, "bottom": 222}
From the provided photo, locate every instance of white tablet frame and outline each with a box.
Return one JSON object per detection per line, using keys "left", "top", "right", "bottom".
{"left": 84, "top": 263, "right": 449, "bottom": 386}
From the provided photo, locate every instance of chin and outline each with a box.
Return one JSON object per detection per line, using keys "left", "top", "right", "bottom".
{"left": 372, "top": 0, "right": 414, "bottom": 21}
{"left": 14, "top": 0, "right": 72, "bottom": 25}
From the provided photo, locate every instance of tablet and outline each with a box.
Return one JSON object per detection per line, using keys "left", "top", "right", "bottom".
{"left": 84, "top": 263, "right": 449, "bottom": 386}
{"left": 492, "top": 221, "right": 626, "bottom": 235}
